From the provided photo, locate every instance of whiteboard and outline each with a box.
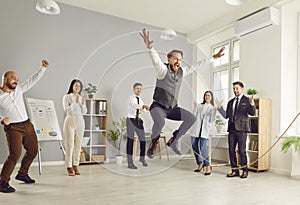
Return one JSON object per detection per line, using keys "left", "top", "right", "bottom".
{"left": 25, "top": 97, "right": 63, "bottom": 142}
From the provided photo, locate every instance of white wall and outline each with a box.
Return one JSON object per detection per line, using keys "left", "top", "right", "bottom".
{"left": 0, "top": 0, "right": 193, "bottom": 163}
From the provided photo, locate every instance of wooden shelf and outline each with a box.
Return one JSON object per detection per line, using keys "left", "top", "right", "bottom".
{"left": 80, "top": 99, "right": 107, "bottom": 165}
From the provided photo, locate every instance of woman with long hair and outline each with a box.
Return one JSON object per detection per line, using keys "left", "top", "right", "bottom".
{"left": 62, "top": 79, "right": 87, "bottom": 176}
{"left": 189, "top": 91, "right": 216, "bottom": 175}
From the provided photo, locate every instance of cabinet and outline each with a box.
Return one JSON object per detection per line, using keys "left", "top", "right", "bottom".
{"left": 80, "top": 99, "right": 107, "bottom": 164}
{"left": 246, "top": 98, "right": 271, "bottom": 171}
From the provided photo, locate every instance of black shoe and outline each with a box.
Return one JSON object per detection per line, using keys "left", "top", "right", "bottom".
{"left": 147, "top": 142, "right": 157, "bottom": 159}
{"left": 128, "top": 163, "right": 138, "bottom": 169}
{"left": 167, "top": 138, "right": 182, "bottom": 155}
{"left": 194, "top": 164, "right": 204, "bottom": 172}
{"left": 139, "top": 159, "right": 148, "bottom": 167}
{"left": 226, "top": 171, "right": 240, "bottom": 178}
{"left": 15, "top": 174, "right": 35, "bottom": 184}
{"left": 240, "top": 171, "right": 248, "bottom": 179}
{"left": 0, "top": 182, "right": 15, "bottom": 193}
{"left": 204, "top": 166, "right": 212, "bottom": 176}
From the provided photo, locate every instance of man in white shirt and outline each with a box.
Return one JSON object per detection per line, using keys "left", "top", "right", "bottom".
{"left": 140, "top": 28, "right": 224, "bottom": 158}
{"left": 0, "top": 60, "right": 48, "bottom": 193}
{"left": 126, "top": 83, "right": 150, "bottom": 169}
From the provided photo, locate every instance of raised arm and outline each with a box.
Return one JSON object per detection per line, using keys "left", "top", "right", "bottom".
{"left": 182, "top": 47, "right": 225, "bottom": 77}
{"left": 140, "top": 28, "right": 167, "bottom": 79}
{"left": 20, "top": 60, "right": 48, "bottom": 93}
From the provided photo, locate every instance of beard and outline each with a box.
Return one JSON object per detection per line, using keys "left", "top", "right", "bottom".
{"left": 6, "top": 82, "right": 17, "bottom": 90}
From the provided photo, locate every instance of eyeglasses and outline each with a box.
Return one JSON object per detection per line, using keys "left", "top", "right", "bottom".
{"left": 171, "top": 55, "right": 183, "bottom": 62}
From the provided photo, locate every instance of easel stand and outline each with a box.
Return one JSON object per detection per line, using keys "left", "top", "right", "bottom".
{"left": 37, "top": 140, "right": 65, "bottom": 175}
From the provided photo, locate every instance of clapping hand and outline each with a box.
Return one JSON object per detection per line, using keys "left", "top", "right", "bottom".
{"left": 248, "top": 94, "right": 255, "bottom": 104}
{"left": 194, "top": 101, "right": 198, "bottom": 108}
{"left": 140, "top": 28, "right": 153, "bottom": 49}
{"left": 82, "top": 96, "right": 87, "bottom": 104}
{"left": 215, "top": 98, "right": 223, "bottom": 109}
{"left": 143, "top": 105, "right": 150, "bottom": 111}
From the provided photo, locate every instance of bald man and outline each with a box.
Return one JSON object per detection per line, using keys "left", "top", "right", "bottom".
{"left": 0, "top": 60, "right": 48, "bottom": 193}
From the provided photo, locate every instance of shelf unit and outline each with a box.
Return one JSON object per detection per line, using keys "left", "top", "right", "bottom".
{"left": 80, "top": 99, "right": 107, "bottom": 164}
{"left": 245, "top": 98, "right": 271, "bottom": 171}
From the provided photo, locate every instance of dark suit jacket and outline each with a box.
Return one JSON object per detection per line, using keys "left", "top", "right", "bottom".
{"left": 218, "top": 95, "right": 255, "bottom": 132}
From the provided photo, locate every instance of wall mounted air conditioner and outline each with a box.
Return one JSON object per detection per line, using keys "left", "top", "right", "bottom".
{"left": 234, "top": 7, "right": 280, "bottom": 37}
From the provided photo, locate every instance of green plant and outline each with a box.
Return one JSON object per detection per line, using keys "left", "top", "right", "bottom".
{"left": 215, "top": 115, "right": 226, "bottom": 127}
{"left": 281, "top": 136, "right": 300, "bottom": 153}
{"left": 108, "top": 117, "right": 127, "bottom": 155}
{"left": 84, "top": 83, "right": 98, "bottom": 95}
{"left": 247, "top": 88, "right": 257, "bottom": 95}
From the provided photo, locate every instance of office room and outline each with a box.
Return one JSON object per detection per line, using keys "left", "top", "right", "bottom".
{"left": 0, "top": 0, "right": 300, "bottom": 204}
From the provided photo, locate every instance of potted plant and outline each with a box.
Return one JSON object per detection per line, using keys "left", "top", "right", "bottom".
{"left": 84, "top": 83, "right": 98, "bottom": 98}
{"left": 281, "top": 136, "right": 300, "bottom": 153}
{"left": 215, "top": 115, "right": 226, "bottom": 133}
{"left": 247, "top": 88, "right": 257, "bottom": 95}
{"left": 108, "top": 117, "right": 127, "bottom": 164}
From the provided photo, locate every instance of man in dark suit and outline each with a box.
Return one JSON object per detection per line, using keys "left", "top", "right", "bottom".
{"left": 216, "top": 81, "right": 255, "bottom": 179}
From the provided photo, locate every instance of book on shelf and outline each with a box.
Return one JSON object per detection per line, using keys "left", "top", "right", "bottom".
{"left": 99, "top": 101, "right": 106, "bottom": 114}
{"left": 250, "top": 140, "right": 258, "bottom": 151}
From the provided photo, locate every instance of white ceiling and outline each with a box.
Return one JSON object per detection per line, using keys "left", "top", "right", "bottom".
{"left": 56, "top": 0, "right": 287, "bottom": 38}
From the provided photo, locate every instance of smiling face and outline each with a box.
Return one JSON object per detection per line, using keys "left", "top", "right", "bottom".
{"left": 204, "top": 92, "right": 212, "bottom": 104}
{"left": 134, "top": 85, "right": 142, "bottom": 96}
{"left": 233, "top": 84, "right": 243, "bottom": 97}
{"left": 72, "top": 82, "right": 82, "bottom": 94}
{"left": 167, "top": 50, "right": 183, "bottom": 73}
{"left": 3, "top": 71, "right": 19, "bottom": 90}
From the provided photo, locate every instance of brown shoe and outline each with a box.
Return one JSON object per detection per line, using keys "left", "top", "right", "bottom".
{"left": 73, "top": 165, "right": 80, "bottom": 175}
{"left": 240, "top": 171, "right": 248, "bottom": 179}
{"left": 147, "top": 142, "right": 158, "bottom": 159}
{"left": 226, "top": 171, "right": 240, "bottom": 177}
{"left": 67, "top": 167, "right": 75, "bottom": 176}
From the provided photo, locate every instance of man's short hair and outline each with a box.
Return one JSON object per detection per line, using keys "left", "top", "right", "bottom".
{"left": 167, "top": 50, "right": 183, "bottom": 59}
{"left": 133, "top": 82, "right": 142, "bottom": 89}
{"left": 233, "top": 81, "right": 244, "bottom": 88}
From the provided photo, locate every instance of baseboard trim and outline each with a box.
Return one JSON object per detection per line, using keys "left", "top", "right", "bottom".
{"left": 0, "top": 161, "right": 65, "bottom": 169}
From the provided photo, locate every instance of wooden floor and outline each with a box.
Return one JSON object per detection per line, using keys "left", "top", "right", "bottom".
{"left": 1, "top": 158, "right": 300, "bottom": 205}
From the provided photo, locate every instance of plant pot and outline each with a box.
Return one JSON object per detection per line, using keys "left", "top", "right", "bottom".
{"left": 115, "top": 155, "right": 123, "bottom": 164}
{"left": 88, "top": 94, "right": 93, "bottom": 99}
{"left": 216, "top": 125, "right": 223, "bottom": 133}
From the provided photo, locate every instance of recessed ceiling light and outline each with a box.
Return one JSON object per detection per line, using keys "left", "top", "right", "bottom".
{"left": 225, "top": 0, "right": 247, "bottom": 6}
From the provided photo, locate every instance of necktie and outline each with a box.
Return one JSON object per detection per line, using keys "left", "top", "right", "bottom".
{"left": 233, "top": 97, "right": 239, "bottom": 121}
{"left": 136, "top": 97, "right": 140, "bottom": 118}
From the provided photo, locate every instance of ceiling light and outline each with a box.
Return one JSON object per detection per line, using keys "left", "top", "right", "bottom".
{"left": 160, "top": 29, "right": 177, "bottom": 40}
{"left": 36, "top": 0, "right": 60, "bottom": 15}
{"left": 225, "top": 0, "right": 247, "bottom": 6}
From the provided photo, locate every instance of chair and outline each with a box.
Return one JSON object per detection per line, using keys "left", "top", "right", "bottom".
{"left": 133, "top": 135, "right": 170, "bottom": 161}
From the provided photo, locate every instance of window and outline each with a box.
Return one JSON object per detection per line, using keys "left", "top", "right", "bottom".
{"left": 212, "top": 39, "right": 240, "bottom": 101}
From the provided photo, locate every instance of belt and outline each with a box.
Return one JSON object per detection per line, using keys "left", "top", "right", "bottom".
{"left": 10, "top": 119, "right": 30, "bottom": 126}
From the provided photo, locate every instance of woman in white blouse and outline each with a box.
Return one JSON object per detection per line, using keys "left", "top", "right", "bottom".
{"left": 189, "top": 91, "right": 216, "bottom": 176}
{"left": 62, "top": 79, "right": 87, "bottom": 176}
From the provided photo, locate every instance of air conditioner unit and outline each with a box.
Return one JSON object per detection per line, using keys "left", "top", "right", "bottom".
{"left": 234, "top": 7, "right": 280, "bottom": 37}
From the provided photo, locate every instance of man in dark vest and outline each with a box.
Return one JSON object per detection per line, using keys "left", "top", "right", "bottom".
{"left": 140, "top": 28, "right": 224, "bottom": 158}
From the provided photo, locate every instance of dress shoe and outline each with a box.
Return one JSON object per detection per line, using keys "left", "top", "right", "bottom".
{"left": 67, "top": 167, "right": 75, "bottom": 176}
{"left": 15, "top": 174, "right": 36, "bottom": 183}
{"left": 0, "top": 182, "right": 15, "bottom": 193}
{"left": 194, "top": 163, "right": 204, "bottom": 172}
{"left": 147, "top": 142, "right": 157, "bottom": 158}
{"left": 167, "top": 137, "right": 182, "bottom": 155}
{"left": 226, "top": 171, "right": 240, "bottom": 178}
{"left": 73, "top": 165, "right": 80, "bottom": 175}
{"left": 204, "top": 166, "right": 212, "bottom": 176}
{"left": 240, "top": 171, "right": 248, "bottom": 179}
{"left": 139, "top": 159, "right": 148, "bottom": 167}
{"left": 128, "top": 163, "right": 138, "bottom": 169}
